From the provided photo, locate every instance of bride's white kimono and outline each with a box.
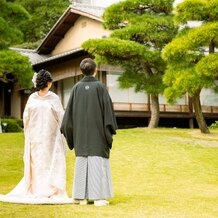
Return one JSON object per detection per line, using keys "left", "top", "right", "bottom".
{"left": 0, "top": 91, "right": 72, "bottom": 204}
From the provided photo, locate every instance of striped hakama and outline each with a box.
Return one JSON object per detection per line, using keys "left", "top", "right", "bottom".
{"left": 73, "top": 156, "right": 113, "bottom": 200}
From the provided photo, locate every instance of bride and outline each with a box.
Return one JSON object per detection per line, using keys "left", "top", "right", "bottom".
{"left": 0, "top": 69, "right": 72, "bottom": 204}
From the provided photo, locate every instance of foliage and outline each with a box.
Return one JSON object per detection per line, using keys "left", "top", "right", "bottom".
{"left": 82, "top": 0, "right": 177, "bottom": 128}
{"left": 15, "top": 0, "right": 69, "bottom": 43}
{"left": 209, "top": 121, "right": 218, "bottom": 129}
{"left": 0, "top": 50, "right": 33, "bottom": 88}
{"left": 174, "top": 0, "right": 218, "bottom": 24}
{"left": 103, "top": 0, "right": 174, "bottom": 30}
{"left": 0, "top": 0, "right": 30, "bottom": 49}
{"left": 162, "top": 1, "right": 218, "bottom": 103}
{"left": 1, "top": 118, "right": 23, "bottom": 132}
{"left": 195, "top": 53, "right": 218, "bottom": 79}
{"left": 161, "top": 0, "right": 218, "bottom": 133}
{"left": 1, "top": 128, "right": 218, "bottom": 217}
{"left": 83, "top": 0, "right": 177, "bottom": 95}
{"left": 0, "top": 0, "right": 69, "bottom": 87}
{"left": 0, "top": 0, "right": 34, "bottom": 87}
{"left": 13, "top": 41, "right": 42, "bottom": 50}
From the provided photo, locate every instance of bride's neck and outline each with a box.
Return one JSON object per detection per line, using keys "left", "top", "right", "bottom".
{"left": 38, "top": 88, "right": 49, "bottom": 96}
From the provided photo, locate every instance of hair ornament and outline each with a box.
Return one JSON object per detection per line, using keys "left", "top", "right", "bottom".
{"left": 32, "top": 72, "right": 37, "bottom": 88}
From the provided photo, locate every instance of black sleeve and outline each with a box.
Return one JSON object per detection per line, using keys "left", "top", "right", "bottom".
{"left": 102, "top": 87, "right": 118, "bottom": 149}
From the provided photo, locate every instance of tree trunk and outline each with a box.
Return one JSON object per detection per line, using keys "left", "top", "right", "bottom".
{"left": 148, "top": 94, "right": 160, "bottom": 128}
{"left": 191, "top": 92, "right": 210, "bottom": 133}
{"left": 209, "top": 39, "right": 215, "bottom": 54}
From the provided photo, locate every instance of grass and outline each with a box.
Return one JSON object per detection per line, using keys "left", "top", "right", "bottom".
{"left": 0, "top": 128, "right": 218, "bottom": 218}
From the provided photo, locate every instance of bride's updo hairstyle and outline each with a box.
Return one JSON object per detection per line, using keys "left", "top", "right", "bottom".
{"left": 36, "top": 69, "right": 53, "bottom": 91}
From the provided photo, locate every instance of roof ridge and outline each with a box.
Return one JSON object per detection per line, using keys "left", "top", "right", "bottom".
{"left": 72, "top": 2, "right": 106, "bottom": 10}
{"left": 10, "top": 47, "right": 37, "bottom": 53}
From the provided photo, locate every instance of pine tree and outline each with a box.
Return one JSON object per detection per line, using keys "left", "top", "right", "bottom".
{"left": 162, "top": 0, "right": 218, "bottom": 133}
{"left": 0, "top": 0, "right": 33, "bottom": 88}
{"left": 82, "top": 0, "right": 177, "bottom": 128}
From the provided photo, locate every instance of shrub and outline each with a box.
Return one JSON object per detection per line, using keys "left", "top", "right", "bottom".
{"left": 1, "top": 118, "right": 23, "bottom": 133}
{"left": 15, "top": 118, "right": 24, "bottom": 129}
{"left": 209, "top": 121, "right": 218, "bottom": 129}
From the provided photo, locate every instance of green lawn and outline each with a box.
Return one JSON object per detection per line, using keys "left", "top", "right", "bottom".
{"left": 0, "top": 128, "right": 218, "bottom": 218}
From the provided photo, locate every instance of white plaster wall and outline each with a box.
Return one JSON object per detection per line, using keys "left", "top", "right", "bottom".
{"left": 52, "top": 17, "right": 111, "bottom": 55}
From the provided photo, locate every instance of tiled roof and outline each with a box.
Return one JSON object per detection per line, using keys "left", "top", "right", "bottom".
{"left": 33, "top": 47, "right": 84, "bottom": 65}
{"left": 72, "top": 3, "right": 105, "bottom": 17}
{"left": 10, "top": 47, "right": 85, "bottom": 66}
{"left": 10, "top": 48, "right": 49, "bottom": 65}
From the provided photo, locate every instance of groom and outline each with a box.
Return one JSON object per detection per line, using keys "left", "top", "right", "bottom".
{"left": 61, "top": 58, "right": 118, "bottom": 206}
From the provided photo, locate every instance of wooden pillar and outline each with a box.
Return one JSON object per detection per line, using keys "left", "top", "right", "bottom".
{"left": 189, "top": 118, "right": 194, "bottom": 129}
{"left": 188, "top": 95, "right": 194, "bottom": 129}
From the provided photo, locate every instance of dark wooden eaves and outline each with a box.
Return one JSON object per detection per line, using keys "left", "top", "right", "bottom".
{"left": 37, "top": 8, "right": 80, "bottom": 54}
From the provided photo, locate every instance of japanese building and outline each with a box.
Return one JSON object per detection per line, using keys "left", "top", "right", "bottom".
{"left": 5, "top": 2, "right": 218, "bottom": 128}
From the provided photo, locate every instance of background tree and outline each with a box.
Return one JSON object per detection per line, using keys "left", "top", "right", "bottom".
{"left": 0, "top": 0, "right": 29, "bottom": 49}
{"left": 82, "top": 0, "right": 177, "bottom": 128}
{"left": 15, "top": 0, "right": 69, "bottom": 46}
{"left": 0, "top": 0, "right": 33, "bottom": 88}
{"left": 162, "top": 0, "right": 218, "bottom": 133}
